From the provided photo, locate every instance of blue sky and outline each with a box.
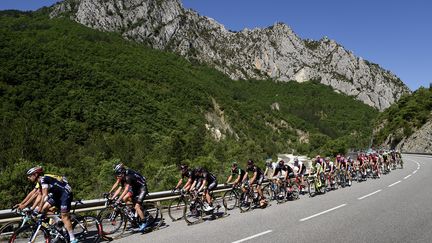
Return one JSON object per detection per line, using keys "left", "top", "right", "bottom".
{"left": 1, "top": 0, "right": 431, "bottom": 91}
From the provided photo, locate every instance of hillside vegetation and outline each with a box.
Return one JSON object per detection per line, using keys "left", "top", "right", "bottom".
{"left": 373, "top": 86, "right": 432, "bottom": 148}
{"left": 0, "top": 10, "right": 377, "bottom": 208}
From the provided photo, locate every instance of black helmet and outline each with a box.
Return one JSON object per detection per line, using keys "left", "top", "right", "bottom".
{"left": 114, "top": 163, "right": 126, "bottom": 175}
{"left": 180, "top": 164, "right": 188, "bottom": 172}
{"left": 279, "top": 160, "right": 285, "bottom": 165}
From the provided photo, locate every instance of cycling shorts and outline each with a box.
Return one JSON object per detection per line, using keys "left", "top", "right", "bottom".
{"left": 207, "top": 180, "right": 218, "bottom": 191}
{"left": 47, "top": 191, "right": 73, "bottom": 213}
{"left": 252, "top": 175, "right": 264, "bottom": 185}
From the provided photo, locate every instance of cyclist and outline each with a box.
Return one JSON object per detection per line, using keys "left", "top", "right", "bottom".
{"left": 110, "top": 163, "right": 149, "bottom": 232}
{"left": 339, "top": 158, "right": 349, "bottom": 186}
{"left": 324, "top": 157, "right": 336, "bottom": 185}
{"left": 310, "top": 158, "right": 324, "bottom": 188}
{"left": 264, "top": 159, "right": 277, "bottom": 178}
{"left": 293, "top": 157, "right": 306, "bottom": 192}
{"left": 173, "top": 164, "right": 196, "bottom": 192}
{"left": 226, "top": 161, "right": 248, "bottom": 189}
{"left": 272, "top": 159, "right": 293, "bottom": 183}
{"left": 27, "top": 166, "right": 77, "bottom": 243}
{"left": 16, "top": 169, "right": 65, "bottom": 212}
{"left": 246, "top": 159, "right": 266, "bottom": 206}
{"left": 194, "top": 167, "right": 218, "bottom": 211}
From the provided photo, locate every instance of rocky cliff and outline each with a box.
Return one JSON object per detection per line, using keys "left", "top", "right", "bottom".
{"left": 50, "top": 0, "right": 410, "bottom": 110}
{"left": 397, "top": 119, "right": 432, "bottom": 153}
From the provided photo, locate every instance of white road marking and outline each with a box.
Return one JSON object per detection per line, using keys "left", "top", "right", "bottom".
{"left": 388, "top": 180, "right": 401, "bottom": 187}
{"left": 232, "top": 230, "right": 273, "bottom": 243}
{"left": 413, "top": 170, "right": 417, "bottom": 174}
{"left": 358, "top": 190, "right": 382, "bottom": 200}
{"left": 404, "top": 175, "right": 411, "bottom": 179}
{"left": 300, "top": 204, "right": 347, "bottom": 222}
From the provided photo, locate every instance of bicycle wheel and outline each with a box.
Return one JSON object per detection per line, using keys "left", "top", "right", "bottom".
{"left": 291, "top": 184, "right": 300, "bottom": 200}
{"left": 168, "top": 197, "right": 187, "bottom": 222}
{"left": 222, "top": 190, "right": 238, "bottom": 210}
{"left": 307, "top": 179, "right": 315, "bottom": 197}
{"left": 261, "top": 185, "right": 272, "bottom": 201}
{"left": 340, "top": 173, "right": 346, "bottom": 188}
{"left": 97, "top": 207, "right": 126, "bottom": 237}
{"left": 143, "top": 201, "right": 163, "bottom": 229}
{"left": 9, "top": 224, "right": 50, "bottom": 243}
{"left": 183, "top": 200, "right": 203, "bottom": 225}
{"left": 0, "top": 221, "right": 23, "bottom": 242}
{"left": 211, "top": 194, "right": 227, "bottom": 218}
{"left": 238, "top": 192, "right": 252, "bottom": 212}
{"left": 275, "top": 185, "right": 286, "bottom": 203}
{"left": 72, "top": 215, "right": 101, "bottom": 243}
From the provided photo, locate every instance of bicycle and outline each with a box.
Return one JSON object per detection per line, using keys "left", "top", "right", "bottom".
{"left": 326, "top": 170, "right": 338, "bottom": 190}
{"left": 222, "top": 184, "right": 242, "bottom": 210}
{"left": 98, "top": 194, "right": 162, "bottom": 238}
{"left": 307, "top": 173, "right": 327, "bottom": 197}
{"left": 0, "top": 207, "right": 35, "bottom": 242}
{"left": 10, "top": 200, "right": 102, "bottom": 243}
{"left": 286, "top": 173, "right": 300, "bottom": 201}
{"left": 238, "top": 182, "right": 268, "bottom": 212}
{"left": 168, "top": 189, "right": 189, "bottom": 222}
{"left": 183, "top": 190, "right": 225, "bottom": 225}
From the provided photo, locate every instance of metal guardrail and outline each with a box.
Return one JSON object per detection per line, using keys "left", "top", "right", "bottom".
{"left": 0, "top": 183, "right": 235, "bottom": 224}
{"left": 402, "top": 152, "right": 432, "bottom": 156}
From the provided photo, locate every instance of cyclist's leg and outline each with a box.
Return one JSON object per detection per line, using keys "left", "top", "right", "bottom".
{"left": 133, "top": 185, "right": 147, "bottom": 221}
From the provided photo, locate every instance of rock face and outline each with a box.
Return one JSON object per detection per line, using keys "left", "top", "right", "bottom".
{"left": 51, "top": 0, "right": 410, "bottom": 110}
{"left": 398, "top": 119, "right": 432, "bottom": 153}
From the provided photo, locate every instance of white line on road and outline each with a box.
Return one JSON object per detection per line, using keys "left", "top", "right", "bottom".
{"left": 404, "top": 175, "right": 411, "bottom": 179}
{"left": 413, "top": 170, "right": 417, "bottom": 174}
{"left": 299, "top": 204, "right": 347, "bottom": 222}
{"left": 388, "top": 180, "right": 401, "bottom": 187}
{"left": 232, "top": 230, "right": 273, "bottom": 243}
{"left": 358, "top": 190, "right": 382, "bottom": 200}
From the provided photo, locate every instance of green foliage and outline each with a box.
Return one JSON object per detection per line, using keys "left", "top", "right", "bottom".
{"left": 0, "top": 11, "right": 378, "bottom": 208}
{"left": 373, "top": 87, "right": 432, "bottom": 146}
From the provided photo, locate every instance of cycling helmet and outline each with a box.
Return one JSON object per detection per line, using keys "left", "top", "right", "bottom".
{"left": 294, "top": 157, "right": 299, "bottom": 162}
{"left": 26, "top": 166, "right": 43, "bottom": 176}
{"left": 193, "top": 167, "right": 203, "bottom": 176}
{"left": 325, "top": 157, "right": 330, "bottom": 161}
{"left": 114, "top": 163, "right": 126, "bottom": 175}
{"left": 247, "top": 159, "right": 254, "bottom": 166}
{"left": 180, "top": 164, "right": 188, "bottom": 172}
{"left": 279, "top": 160, "right": 285, "bottom": 165}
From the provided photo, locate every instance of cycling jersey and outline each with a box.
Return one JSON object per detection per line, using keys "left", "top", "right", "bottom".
{"left": 35, "top": 174, "right": 64, "bottom": 189}
{"left": 273, "top": 163, "right": 293, "bottom": 177}
{"left": 195, "top": 168, "right": 217, "bottom": 191}
{"left": 247, "top": 165, "right": 264, "bottom": 185}
{"left": 231, "top": 168, "right": 247, "bottom": 180}
{"left": 294, "top": 161, "right": 306, "bottom": 175}
{"left": 311, "top": 163, "right": 323, "bottom": 174}
{"left": 39, "top": 175, "right": 72, "bottom": 213}
{"left": 201, "top": 169, "right": 217, "bottom": 184}
{"left": 120, "top": 169, "right": 146, "bottom": 188}
{"left": 120, "top": 169, "right": 148, "bottom": 203}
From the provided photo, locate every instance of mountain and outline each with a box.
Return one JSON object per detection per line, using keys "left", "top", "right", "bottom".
{"left": 0, "top": 10, "right": 377, "bottom": 208}
{"left": 50, "top": 0, "right": 410, "bottom": 110}
{"left": 373, "top": 86, "right": 432, "bottom": 151}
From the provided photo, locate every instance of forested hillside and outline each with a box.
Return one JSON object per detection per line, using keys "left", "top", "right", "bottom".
{"left": 373, "top": 86, "right": 432, "bottom": 148}
{"left": 0, "top": 10, "right": 377, "bottom": 208}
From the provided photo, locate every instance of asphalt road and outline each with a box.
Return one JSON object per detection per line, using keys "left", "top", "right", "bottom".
{"left": 113, "top": 154, "right": 431, "bottom": 243}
